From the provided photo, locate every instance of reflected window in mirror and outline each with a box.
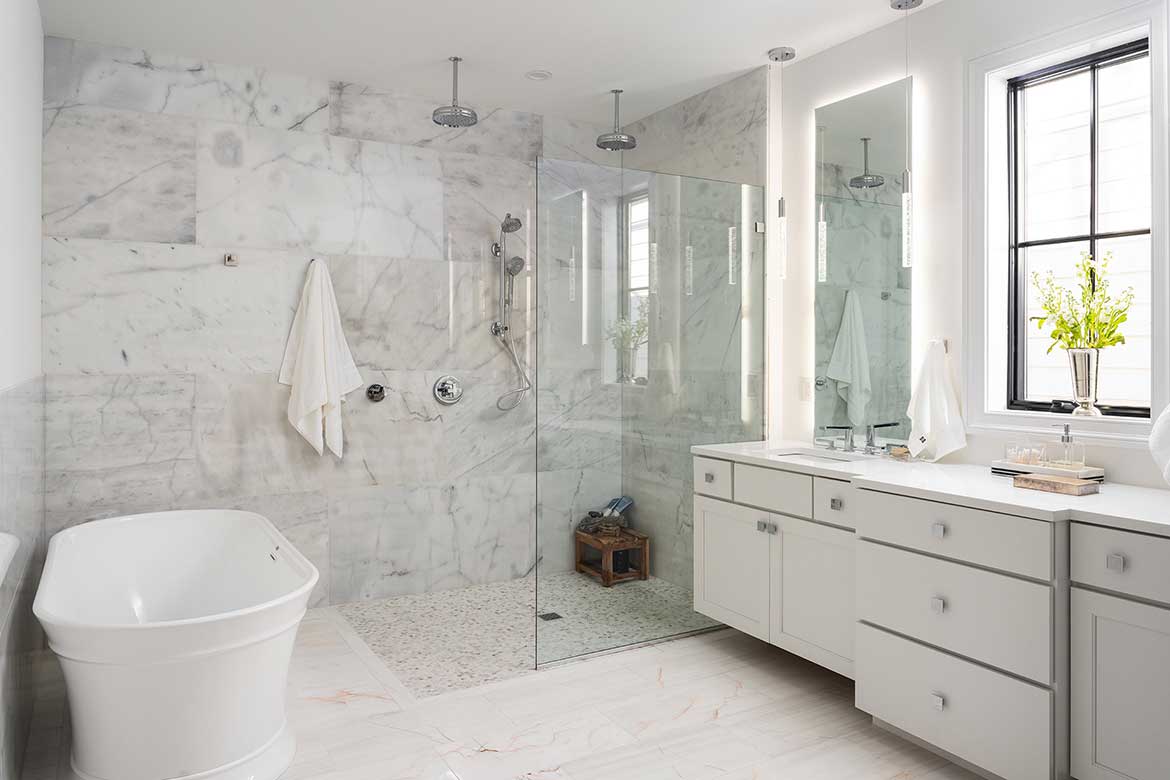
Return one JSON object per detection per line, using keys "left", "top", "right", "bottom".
{"left": 1007, "top": 39, "right": 1152, "bottom": 417}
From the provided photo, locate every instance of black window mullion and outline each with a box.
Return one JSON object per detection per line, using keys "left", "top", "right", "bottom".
{"left": 1005, "top": 38, "right": 1151, "bottom": 418}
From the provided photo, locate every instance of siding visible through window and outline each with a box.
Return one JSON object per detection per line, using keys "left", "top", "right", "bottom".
{"left": 1007, "top": 38, "right": 1152, "bottom": 417}
{"left": 625, "top": 196, "right": 650, "bottom": 381}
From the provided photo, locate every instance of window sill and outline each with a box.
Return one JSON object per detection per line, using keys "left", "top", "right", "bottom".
{"left": 968, "top": 407, "right": 1153, "bottom": 447}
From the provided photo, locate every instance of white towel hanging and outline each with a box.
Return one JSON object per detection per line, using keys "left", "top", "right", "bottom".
{"left": 279, "top": 260, "right": 363, "bottom": 458}
{"left": 906, "top": 339, "right": 966, "bottom": 461}
{"left": 1149, "top": 405, "right": 1170, "bottom": 485}
{"left": 826, "top": 289, "right": 872, "bottom": 427}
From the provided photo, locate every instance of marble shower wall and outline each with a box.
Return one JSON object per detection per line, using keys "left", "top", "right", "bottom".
{"left": 620, "top": 68, "right": 768, "bottom": 187}
{"left": 40, "top": 36, "right": 613, "bottom": 607}
{"left": 0, "top": 378, "right": 45, "bottom": 780}
{"left": 813, "top": 162, "right": 912, "bottom": 440}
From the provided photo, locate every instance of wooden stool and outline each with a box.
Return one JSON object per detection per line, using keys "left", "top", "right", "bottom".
{"left": 574, "top": 528, "right": 649, "bottom": 587}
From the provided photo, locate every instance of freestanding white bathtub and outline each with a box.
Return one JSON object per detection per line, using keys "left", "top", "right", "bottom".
{"left": 34, "top": 510, "right": 318, "bottom": 780}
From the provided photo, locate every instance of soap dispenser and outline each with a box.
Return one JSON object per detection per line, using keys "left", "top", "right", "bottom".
{"left": 1047, "top": 424, "right": 1085, "bottom": 468}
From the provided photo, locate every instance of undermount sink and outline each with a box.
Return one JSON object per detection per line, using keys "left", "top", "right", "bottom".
{"left": 764, "top": 446, "right": 869, "bottom": 464}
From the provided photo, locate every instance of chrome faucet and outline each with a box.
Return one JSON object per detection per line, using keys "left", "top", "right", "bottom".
{"left": 824, "top": 425, "right": 856, "bottom": 452}
{"left": 865, "top": 422, "right": 900, "bottom": 453}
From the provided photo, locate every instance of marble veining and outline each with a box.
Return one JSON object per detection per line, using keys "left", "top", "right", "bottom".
{"left": 24, "top": 607, "right": 980, "bottom": 780}
{"left": 42, "top": 105, "right": 197, "bottom": 243}
{"left": 330, "top": 82, "right": 543, "bottom": 161}
{"left": 620, "top": 67, "right": 768, "bottom": 186}
{"left": 195, "top": 121, "right": 446, "bottom": 256}
{"left": 43, "top": 37, "right": 331, "bottom": 133}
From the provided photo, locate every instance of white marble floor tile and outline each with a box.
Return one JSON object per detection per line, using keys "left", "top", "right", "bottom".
{"left": 22, "top": 600, "right": 982, "bottom": 780}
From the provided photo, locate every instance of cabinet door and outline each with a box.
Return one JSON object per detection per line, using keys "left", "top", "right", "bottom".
{"left": 771, "top": 515, "right": 855, "bottom": 676}
{"left": 693, "top": 496, "right": 771, "bottom": 641}
{"left": 1072, "top": 587, "right": 1170, "bottom": 780}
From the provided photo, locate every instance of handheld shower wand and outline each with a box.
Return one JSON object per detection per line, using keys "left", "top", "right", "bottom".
{"left": 491, "top": 214, "right": 531, "bottom": 411}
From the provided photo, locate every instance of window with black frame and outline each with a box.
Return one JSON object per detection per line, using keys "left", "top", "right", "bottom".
{"left": 1007, "top": 39, "right": 1152, "bottom": 417}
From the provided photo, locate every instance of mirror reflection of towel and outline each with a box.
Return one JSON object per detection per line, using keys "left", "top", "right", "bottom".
{"left": 826, "top": 290, "right": 871, "bottom": 427}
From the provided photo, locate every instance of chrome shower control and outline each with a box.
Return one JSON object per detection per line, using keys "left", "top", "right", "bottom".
{"left": 366, "top": 384, "right": 385, "bottom": 403}
{"left": 433, "top": 375, "right": 463, "bottom": 405}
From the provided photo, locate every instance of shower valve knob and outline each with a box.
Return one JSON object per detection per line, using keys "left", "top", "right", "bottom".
{"left": 366, "top": 384, "right": 385, "bottom": 403}
{"left": 434, "top": 375, "right": 464, "bottom": 405}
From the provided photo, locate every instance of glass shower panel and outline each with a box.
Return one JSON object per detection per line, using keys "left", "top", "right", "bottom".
{"left": 535, "top": 158, "right": 765, "bottom": 665}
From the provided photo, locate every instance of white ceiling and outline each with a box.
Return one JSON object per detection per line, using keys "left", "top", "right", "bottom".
{"left": 38, "top": 0, "right": 941, "bottom": 124}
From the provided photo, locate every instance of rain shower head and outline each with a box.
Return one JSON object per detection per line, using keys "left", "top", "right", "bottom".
{"left": 433, "top": 57, "right": 478, "bottom": 128}
{"left": 849, "top": 137, "right": 885, "bottom": 189}
{"left": 597, "top": 90, "right": 637, "bottom": 152}
{"left": 505, "top": 256, "right": 526, "bottom": 275}
{"left": 501, "top": 213, "right": 523, "bottom": 233}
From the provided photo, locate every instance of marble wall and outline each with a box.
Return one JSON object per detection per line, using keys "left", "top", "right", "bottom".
{"left": 41, "top": 37, "right": 610, "bottom": 608}
{"left": 620, "top": 68, "right": 768, "bottom": 187}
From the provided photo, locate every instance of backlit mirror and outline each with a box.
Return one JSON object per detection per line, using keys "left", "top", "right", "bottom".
{"left": 814, "top": 77, "right": 912, "bottom": 446}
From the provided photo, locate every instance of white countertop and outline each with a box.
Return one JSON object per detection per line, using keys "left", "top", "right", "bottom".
{"left": 692, "top": 440, "right": 1170, "bottom": 539}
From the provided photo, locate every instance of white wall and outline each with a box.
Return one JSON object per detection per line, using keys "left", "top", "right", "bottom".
{"left": 0, "top": 0, "right": 43, "bottom": 390}
{"left": 779, "top": 0, "right": 1169, "bottom": 486}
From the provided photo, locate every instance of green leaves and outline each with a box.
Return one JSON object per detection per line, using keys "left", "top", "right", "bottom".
{"left": 1030, "top": 251, "right": 1135, "bottom": 353}
{"left": 606, "top": 296, "right": 650, "bottom": 352}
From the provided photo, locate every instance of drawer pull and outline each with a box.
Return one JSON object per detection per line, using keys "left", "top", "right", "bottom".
{"left": 930, "top": 596, "right": 947, "bottom": 614}
{"left": 931, "top": 521, "right": 948, "bottom": 539}
{"left": 830, "top": 497, "right": 844, "bottom": 511}
{"left": 931, "top": 692, "right": 946, "bottom": 712}
{"left": 704, "top": 472, "right": 716, "bottom": 484}
{"left": 1106, "top": 553, "right": 1127, "bottom": 573}
{"left": 757, "top": 520, "right": 768, "bottom": 533}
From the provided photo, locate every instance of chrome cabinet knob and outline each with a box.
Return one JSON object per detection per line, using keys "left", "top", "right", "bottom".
{"left": 930, "top": 596, "right": 947, "bottom": 614}
{"left": 931, "top": 692, "right": 946, "bottom": 712}
{"left": 1106, "top": 553, "right": 1128, "bottom": 573}
{"left": 757, "top": 520, "right": 768, "bottom": 533}
{"left": 767, "top": 522, "right": 779, "bottom": 535}
{"left": 931, "top": 521, "right": 948, "bottom": 539}
{"left": 830, "top": 497, "right": 844, "bottom": 511}
{"left": 705, "top": 472, "right": 716, "bottom": 484}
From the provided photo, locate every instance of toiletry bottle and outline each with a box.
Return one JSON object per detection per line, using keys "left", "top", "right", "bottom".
{"left": 1048, "top": 424, "right": 1085, "bottom": 468}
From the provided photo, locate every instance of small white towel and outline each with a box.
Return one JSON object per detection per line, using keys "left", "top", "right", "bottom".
{"left": 1149, "top": 405, "right": 1170, "bottom": 485}
{"left": 907, "top": 339, "right": 966, "bottom": 462}
{"left": 826, "top": 290, "right": 872, "bottom": 427}
{"left": 279, "top": 260, "right": 362, "bottom": 458}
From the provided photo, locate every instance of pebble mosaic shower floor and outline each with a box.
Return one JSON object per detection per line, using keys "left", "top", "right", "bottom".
{"left": 334, "top": 572, "right": 718, "bottom": 698}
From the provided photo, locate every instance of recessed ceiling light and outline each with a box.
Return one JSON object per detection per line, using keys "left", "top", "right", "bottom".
{"left": 525, "top": 69, "right": 553, "bottom": 81}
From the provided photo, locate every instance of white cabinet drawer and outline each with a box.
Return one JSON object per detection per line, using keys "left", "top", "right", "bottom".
{"left": 857, "top": 542, "right": 1052, "bottom": 684}
{"left": 693, "top": 457, "right": 732, "bottom": 501}
{"left": 856, "top": 623, "right": 1052, "bottom": 780}
{"left": 857, "top": 490, "right": 1053, "bottom": 581}
{"left": 1072, "top": 523, "right": 1170, "bottom": 606}
{"left": 734, "top": 463, "right": 812, "bottom": 518}
{"left": 813, "top": 477, "right": 855, "bottom": 530}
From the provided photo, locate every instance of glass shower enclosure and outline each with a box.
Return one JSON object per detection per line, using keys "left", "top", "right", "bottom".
{"left": 534, "top": 157, "right": 766, "bottom": 664}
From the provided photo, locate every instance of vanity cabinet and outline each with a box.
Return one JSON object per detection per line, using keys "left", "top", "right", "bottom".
{"left": 1071, "top": 524, "right": 1170, "bottom": 780}
{"left": 692, "top": 462, "right": 855, "bottom": 677}
{"left": 854, "top": 489, "right": 1068, "bottom": 780}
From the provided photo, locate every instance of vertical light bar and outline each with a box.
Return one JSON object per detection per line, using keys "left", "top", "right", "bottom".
{"left": 685, "top": 244, "right": 694, "bottom": 296}
{"left": 777, "top": 197, "right": 788, "bottom": 280}
{"left": 649, "top": 242, "right": 659, "bottom": 295}
{"left": 727, "top": 226, "right": 738, "bottom": 285}
{"left": 581, "top": 190, "right": 589, "bottom": 346}
{"left": 568, "top": 246, "right": 576, "bottom": 302}
{"left": 902, "top": 169, "right": 913, "bottom": 268}
{"left": 817, "top": 202, "right": 828, "bottom": 283}
{"left": 741, "top": 184, "right": 752, "bottom": 424}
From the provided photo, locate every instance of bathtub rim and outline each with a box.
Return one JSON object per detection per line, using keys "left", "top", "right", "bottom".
{"left": 33, "top": 509, "right": 319, "bottom": 632}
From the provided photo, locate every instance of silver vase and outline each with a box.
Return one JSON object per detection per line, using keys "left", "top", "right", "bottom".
{"left": 1067, "top": 348, "right": 1102, "bottom": 417}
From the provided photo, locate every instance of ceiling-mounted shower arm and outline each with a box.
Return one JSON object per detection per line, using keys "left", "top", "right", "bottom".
{"left": 433, "top": 56, "right": 478, "bottom": 128}
{"left": 449, "top": 56, "right": 461, "bottom": 105}
{"left": 596, "top": 89, "right": 637, "bottom": 151}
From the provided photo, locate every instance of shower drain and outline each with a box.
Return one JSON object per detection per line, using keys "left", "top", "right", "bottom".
{"left": 537, "top": 612, "right": 563, "bottom": 621}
